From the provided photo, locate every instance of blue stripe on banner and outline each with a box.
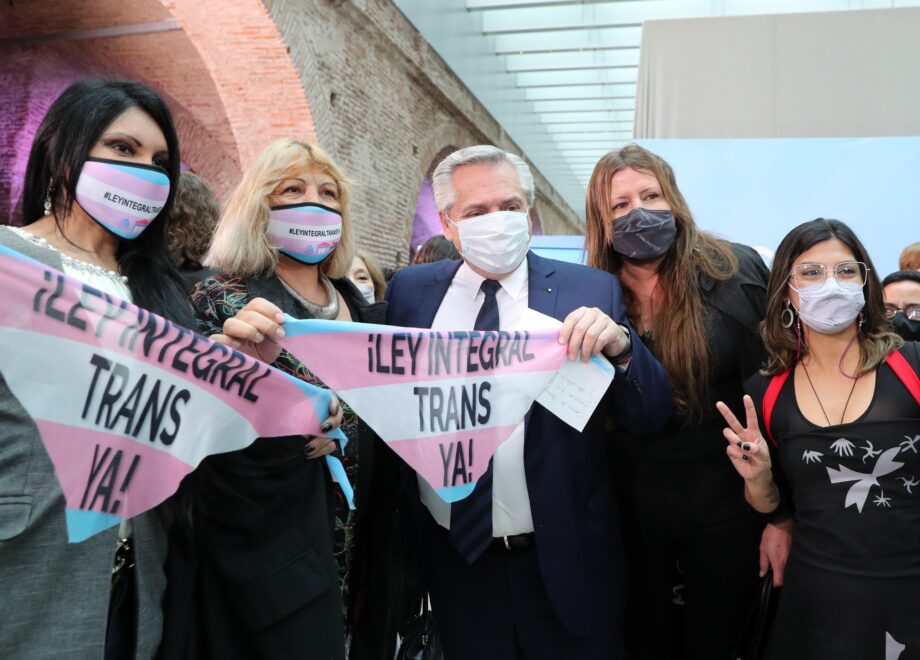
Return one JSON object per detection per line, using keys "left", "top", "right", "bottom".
{"left": 109, "top": 162, "right": 170, "bottom": 185}
{"left": 326, "top": 455, "right": 355, "bottom": 510}
{"left": 590, "top": 354, "right": 615, "bottom": 376}
{"left": 0, "top": 244, "right": 44, "bottom": 265}
{"left": 436, "top": 481, "right": 477, "bottom": 503}
{"left": 282, "top": 315, "right": 397, "bottom": 338}
{"left": 66, "top": 508, "right": 122, "bottom": 543}
{"left": 278, "top": 371, "right": 353, "bottom": 509}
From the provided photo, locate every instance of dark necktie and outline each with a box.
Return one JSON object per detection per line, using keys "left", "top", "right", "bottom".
{"left": 449, "top": 279, "right": 501, "bottom": 564}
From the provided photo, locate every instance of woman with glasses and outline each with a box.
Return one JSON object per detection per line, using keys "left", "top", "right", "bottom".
{"left": 717, "top": 218, "right": 920, "bottom": 659}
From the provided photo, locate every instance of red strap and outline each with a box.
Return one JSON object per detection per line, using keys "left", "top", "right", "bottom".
{"left": 762, "top": 369, "right": 792, "bottom": 447}
{"left": 886, "top": 349, "right": 920, "bottom": 406}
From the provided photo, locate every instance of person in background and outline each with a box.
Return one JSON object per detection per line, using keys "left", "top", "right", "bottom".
{"left": 160, "top": 138, "right": 404, "bottom": 660}
{"left": 410, "top": 234, "right": 460, "bottom": 265}
{"left": 164, "top": 171, "right": 221, "bottom": 290}
{"left": 899, "top": 241, "right": 920, "bottom": 271}
{"left": 387, "top": 145, "right": 672, "bottom": 659}
{"left": 0, "top": 78, "right": 195, "bottom": 660}
{"left": 348, "top": 250, "right": 387, "bottom": 303}
{"left": 584, "top": 143, "right": 787, "bottom": 659}
{"left": 717, "top": 218, "right": 918, "bottom": 660}
{"left": 882, "top": 270, "right": 920, "bottom": 341}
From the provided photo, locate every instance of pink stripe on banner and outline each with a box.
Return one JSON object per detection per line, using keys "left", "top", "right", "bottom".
{"left": 81, "top": 161, "right": 170, "bottom": 200}
{"left": 0, "top": 259, "right": 325, "bottom": 440}
{"left": 271, "top": 208, "right": 341, "bottom": 225}
{"left": 283, "top": 330, "right": 565, "bottom": 391}
{"left": 386, "top": 424, "right": 518, "bottom": 491}
{"left": 36, "top": 419, "right": 193, "bottom": 519}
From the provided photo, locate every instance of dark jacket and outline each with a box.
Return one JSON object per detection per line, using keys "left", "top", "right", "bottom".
{"left": 385, "top": 252, "right": 673, "bottom": 640}
{"left": 158, "top": 274, "right": 404, "bottom": 660}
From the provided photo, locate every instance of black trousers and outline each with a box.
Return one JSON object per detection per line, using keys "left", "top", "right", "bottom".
{"left": 619, "top": 461, "right": 763, "bottom": 660}
{"left": 423, "top": 519, "right": 621, "bottom": 660}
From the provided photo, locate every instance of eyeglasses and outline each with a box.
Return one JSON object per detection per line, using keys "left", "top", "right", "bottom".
{"left": 788, "top": 261, "right": 868, "bottom": 291}
{"left": 884, "top": 303, "right": 920, "bottom": 321}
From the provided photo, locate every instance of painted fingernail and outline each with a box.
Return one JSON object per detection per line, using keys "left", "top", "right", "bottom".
{"left": 321, "top": 423, "right": 333, "bottom": 433}
{"left": 736, "top": 441, "right": 743, "bottom": 448}
{"left": 304, "top": 445, "right": 315, "bottom": 456}
{"left": 741, "top": 455, "right": 750, "bottom": 461}
{"left": 276, "top": 327, "right": 286, "bottom": 338}
{"left": 742, "top": 442, "right": 751, "bottom": 451}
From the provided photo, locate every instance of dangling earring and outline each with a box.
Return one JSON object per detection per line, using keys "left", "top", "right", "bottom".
{"left": 43, "top": 177, "right": 55, "bottom": 216}
{"left": 794, "top": 315, "right": 803, "bottom": 361}
{"left": 781, "top": 302, "right": 795, "bottom": 329}
{"left": 857, "top": 312, "right": 864, "bottom": 332}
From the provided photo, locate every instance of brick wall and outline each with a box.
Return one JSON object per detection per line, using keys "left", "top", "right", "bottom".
{"left": 266, "top": 0, "right": 582, "bottom": 267}
{"left": 1, "top": 0, "right": 582, "bottom": 258}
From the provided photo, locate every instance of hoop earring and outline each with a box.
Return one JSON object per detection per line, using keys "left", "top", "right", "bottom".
{"left": 43, "top": 177, "right": 55, "bottom": 216}
{"left": 781, "top": 303, "right": 795, "bottom": 329}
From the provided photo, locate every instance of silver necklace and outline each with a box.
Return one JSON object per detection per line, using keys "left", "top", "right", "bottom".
{"left": 279, "top": 275, "right": 339, "bottom": 320}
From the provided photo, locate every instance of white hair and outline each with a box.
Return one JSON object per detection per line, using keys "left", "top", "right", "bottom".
{"left": 431, "top": 145, "right": 536, "bottom": 214}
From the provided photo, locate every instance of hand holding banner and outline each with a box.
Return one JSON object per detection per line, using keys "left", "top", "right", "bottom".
{"left": 0, "top": 245, "right": 351, "bottom": 543}
{"left": 280, "top": 316, "right": 613, "bottom": 503}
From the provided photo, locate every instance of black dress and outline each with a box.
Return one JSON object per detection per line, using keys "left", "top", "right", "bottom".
{"left": 158, "top": 274, "right": 406, "bottom": 660}
{"left": 613, "top": 243, "right": 770, "bottom": 660}
{"left": 746, "top": 342, "right": 920, "bottom": 660}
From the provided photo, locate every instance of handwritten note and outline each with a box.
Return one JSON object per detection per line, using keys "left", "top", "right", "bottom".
{"left": 513, "top": 309, "right": 615, "bottom": 432}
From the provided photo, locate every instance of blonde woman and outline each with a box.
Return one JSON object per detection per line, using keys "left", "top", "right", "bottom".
{"left": 347, "top": 250, "right": 387, "bottom": 303}
{"left": 160, "top": 140, "right": 405, "bottom": 660}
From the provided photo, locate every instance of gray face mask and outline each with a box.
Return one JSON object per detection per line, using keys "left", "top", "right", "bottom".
{"left": 610, "top": 208, "right": 677, "bottom": 260}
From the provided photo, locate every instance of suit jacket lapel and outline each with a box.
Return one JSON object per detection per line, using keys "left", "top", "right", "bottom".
{"left": 526, "top": 251, "right": 558, "bottom": 319}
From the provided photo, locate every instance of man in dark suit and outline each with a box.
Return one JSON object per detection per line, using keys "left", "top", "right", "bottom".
{"left": 386, "top": 145, "right": 672, "bottom": 658}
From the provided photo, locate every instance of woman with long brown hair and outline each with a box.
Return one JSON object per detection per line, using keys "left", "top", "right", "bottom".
{"left": 716, "top": 218, "right": 918, "bottom": 659}
{"left": 585, "top": 144, "right": 782, "bottom": 658}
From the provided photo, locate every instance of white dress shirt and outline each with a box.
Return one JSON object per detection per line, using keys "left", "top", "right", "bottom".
{"left": 418, "top": 257, "right": 535, "bottom": 536}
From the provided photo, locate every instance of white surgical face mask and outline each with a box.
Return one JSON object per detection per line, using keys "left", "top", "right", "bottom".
{"left": 795, "top": 278, "right": 865, "bottom": 334}
{"left": 357, "top": 284, "right": 376, "bottom": 304}
{"left": 448, "top": 210, "right": 530, "bottom": 275}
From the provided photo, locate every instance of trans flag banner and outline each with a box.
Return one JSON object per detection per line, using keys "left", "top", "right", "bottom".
{"left": 281, "top": 317, "right": 613, "bottom": 503}
{"left": 0, "top": 245, "right": 350, "bottom": 543}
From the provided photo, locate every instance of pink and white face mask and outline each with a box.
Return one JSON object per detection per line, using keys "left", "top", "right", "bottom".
{"left": 74, "top": 157, "right": 171, "bottom": 240}
{"left": 268, "top": 202, "right": 343, "bottom": 265}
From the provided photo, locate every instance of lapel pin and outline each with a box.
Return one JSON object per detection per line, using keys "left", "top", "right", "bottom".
{"left": 546, "top": 287, "right": 552, "bottom": 293}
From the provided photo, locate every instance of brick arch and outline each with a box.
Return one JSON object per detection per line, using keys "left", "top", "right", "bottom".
{"left": 0, "top": 0, "right": 317, "bottom": 223}
{"left": 159, "top": 0, "right": 317, "bottom": 167}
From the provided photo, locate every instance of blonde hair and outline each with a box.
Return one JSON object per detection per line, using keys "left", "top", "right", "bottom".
{"left": 354, "top": 250, "right": 387, "bottom": 301}
{"left": 900, "top": 242, "right": 920, "bottom": 271}
{"left": 205, "top": 139, "right": 354, "bottom": 278}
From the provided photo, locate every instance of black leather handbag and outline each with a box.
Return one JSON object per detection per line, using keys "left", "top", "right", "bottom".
{"left": 396, "top": 597, "right": 443, "bottom": 660}
{"left": 734, "top": 569, "right": 780, "bottom": 660}
{"left": 105, "top": 532, "right": 137, "bottom": 660}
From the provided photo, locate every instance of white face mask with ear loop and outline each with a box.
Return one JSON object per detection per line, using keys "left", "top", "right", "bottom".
{"left": 447, "top": 210, "right": 531, "bottom": 275}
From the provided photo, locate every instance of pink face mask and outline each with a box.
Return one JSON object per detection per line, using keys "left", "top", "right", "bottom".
{"left": 74, "top": 157, "right": 171, "bottom": 240}
{"left": 268, "top": 203, "right": 343, "bottom": 265}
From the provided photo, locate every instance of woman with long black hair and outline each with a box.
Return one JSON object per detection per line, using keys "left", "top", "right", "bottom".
{"left": 0, "top": 79, "right": 195, "bottom": 659}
